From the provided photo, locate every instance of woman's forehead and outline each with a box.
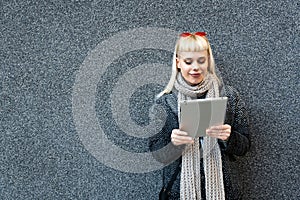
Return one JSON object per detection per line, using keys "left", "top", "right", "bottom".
{"left": 177, "top": 51, "right": 208, "bottom": 58}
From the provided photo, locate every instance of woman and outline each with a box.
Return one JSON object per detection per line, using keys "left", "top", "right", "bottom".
{"left": 149, "top": 32, "right": 250, "bottom": 200}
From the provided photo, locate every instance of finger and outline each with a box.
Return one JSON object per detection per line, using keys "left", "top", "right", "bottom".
{"left": 172, "top": 129, "right": 189, "bottom": 136}
{"left": 210, "top": 124, "right": 231, "bottom": 131}
{"left": 208, "top": 125, "right": 222, "bottom": 130}
{"left": 220, "top": 131, "right": 230, "bottom": 137}
{"left": 207, "top": 128, "right": 231, "bottom": 136}
{"left": 206, "top": 128, "right": 223, "bottom": 135}
{"left": 219, "top": 131, "right": 230, "bottom": 140}
{"left": 172, "top": 134, "right": 194, "bottom": 142}
{"left": 172, "top": 138, "right": 194, "bottom": 145}
{"left": 206, "top": 130, "right": 229, "bottom": 140}
{"left": 171, "top": 135, "right": 194, "bottom": 145}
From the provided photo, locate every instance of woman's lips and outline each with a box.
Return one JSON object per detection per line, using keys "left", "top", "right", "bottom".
{"left": 190, "top": 73, "right": 201, "bottom": 78}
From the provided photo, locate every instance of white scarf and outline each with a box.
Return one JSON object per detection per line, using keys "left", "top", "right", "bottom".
{"left": 174, "top": 73, "right": 225, "bottom": 200}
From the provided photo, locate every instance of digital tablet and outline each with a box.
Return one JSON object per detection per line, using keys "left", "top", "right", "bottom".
{"left": 179, "top": 97, "right": 228, "bottom": 138}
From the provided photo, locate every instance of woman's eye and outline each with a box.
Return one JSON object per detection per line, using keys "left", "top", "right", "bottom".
{"left": 183, "top": 59, "right": 193, "bottom": 65}
{"left": 197, "top": 58, "right": 206, "bottom": 64}
{"left": 184, "top": 61, "right": 192, "bottom": 65}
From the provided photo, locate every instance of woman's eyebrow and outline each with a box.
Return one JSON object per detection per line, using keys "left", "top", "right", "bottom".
{"left": 183, "top": 57, "right": 205, "bottom": 60}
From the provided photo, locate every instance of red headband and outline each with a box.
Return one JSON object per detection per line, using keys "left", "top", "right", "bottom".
{"left": 180, "top": 32, "right": 207, "bottom": 37}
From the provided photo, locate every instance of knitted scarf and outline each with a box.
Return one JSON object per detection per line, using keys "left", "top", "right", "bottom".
{"left": 174, "top": 73, "right": 225, "bottom": 200}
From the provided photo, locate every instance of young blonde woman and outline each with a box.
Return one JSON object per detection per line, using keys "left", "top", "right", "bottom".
{"left": 150, "top": 32, "right": 250, "bottom": 200}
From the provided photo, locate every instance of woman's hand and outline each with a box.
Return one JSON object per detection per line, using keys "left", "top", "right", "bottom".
{"left": 171, "top": 129, "right": 194, "bottom": 146}
{"left": 206, "top": 124, "right": 231, "bottom": 141}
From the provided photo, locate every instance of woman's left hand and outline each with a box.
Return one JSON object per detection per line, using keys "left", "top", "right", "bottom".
{"left": 206, "top": 124, "right": 231, "bottom": 141}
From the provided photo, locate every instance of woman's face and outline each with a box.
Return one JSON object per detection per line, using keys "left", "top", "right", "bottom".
{"left": 176, "top": 50, "right": 209, "bottom": 85}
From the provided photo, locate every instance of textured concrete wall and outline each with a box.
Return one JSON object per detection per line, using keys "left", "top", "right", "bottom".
{"left": 1, "top": 0, "right": 299, "bottom": 199}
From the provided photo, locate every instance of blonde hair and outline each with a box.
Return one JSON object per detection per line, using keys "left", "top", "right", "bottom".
{"left": 157, "top": 33, "right": 218, "bottom": 97}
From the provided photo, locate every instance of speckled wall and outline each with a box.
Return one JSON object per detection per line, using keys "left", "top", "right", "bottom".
{"left": 1, "top": 0, "right": 299, "bottom": 199}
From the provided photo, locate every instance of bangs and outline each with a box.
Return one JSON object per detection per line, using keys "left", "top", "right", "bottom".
{"left": 176, "top": 36, "right": 208, "bottom": 52}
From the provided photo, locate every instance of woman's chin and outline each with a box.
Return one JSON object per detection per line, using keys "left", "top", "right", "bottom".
{"left": 187, "top": 79, "right": 203, "bottom": 86}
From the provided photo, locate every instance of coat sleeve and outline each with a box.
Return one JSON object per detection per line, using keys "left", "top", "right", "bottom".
{"left": 148, "top": 94, "right": 184, "bottom": 164}
{"left": 222, "top": 86, "right": 251, "bottom": 156}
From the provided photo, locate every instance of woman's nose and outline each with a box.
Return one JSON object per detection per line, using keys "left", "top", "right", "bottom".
{"left": 192, "top": 64, "right": 200, "bottom": 70}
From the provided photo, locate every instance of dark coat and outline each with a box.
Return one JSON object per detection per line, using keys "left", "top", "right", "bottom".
{"left": 149, "top": 85, "right": 250, "bottom": 200}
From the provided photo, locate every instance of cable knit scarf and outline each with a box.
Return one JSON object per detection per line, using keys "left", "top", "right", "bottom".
{"left": 174, "top": 73, "right": 225, "bottom": 200}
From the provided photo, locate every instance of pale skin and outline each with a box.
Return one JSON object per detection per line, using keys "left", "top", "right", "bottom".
{"left": 171, "top": 50, "right": 231, "bottom": 146}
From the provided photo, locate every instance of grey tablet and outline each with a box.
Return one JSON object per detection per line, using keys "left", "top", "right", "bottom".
{"left": 179, "top": 97, "right": 228, "bottom": 138}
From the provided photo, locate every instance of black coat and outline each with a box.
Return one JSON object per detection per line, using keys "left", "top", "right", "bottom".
{"left": 149, "top": 85, "right": 250, "bottom": 200}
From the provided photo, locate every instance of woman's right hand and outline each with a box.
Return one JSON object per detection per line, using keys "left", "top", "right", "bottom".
{"left": 171, "top": 129, "right": 194, "bottom": 146}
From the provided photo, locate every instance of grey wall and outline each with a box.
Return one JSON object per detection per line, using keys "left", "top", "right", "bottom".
{"left": 1, "top": 0, "right": 299, "bottom": 199}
